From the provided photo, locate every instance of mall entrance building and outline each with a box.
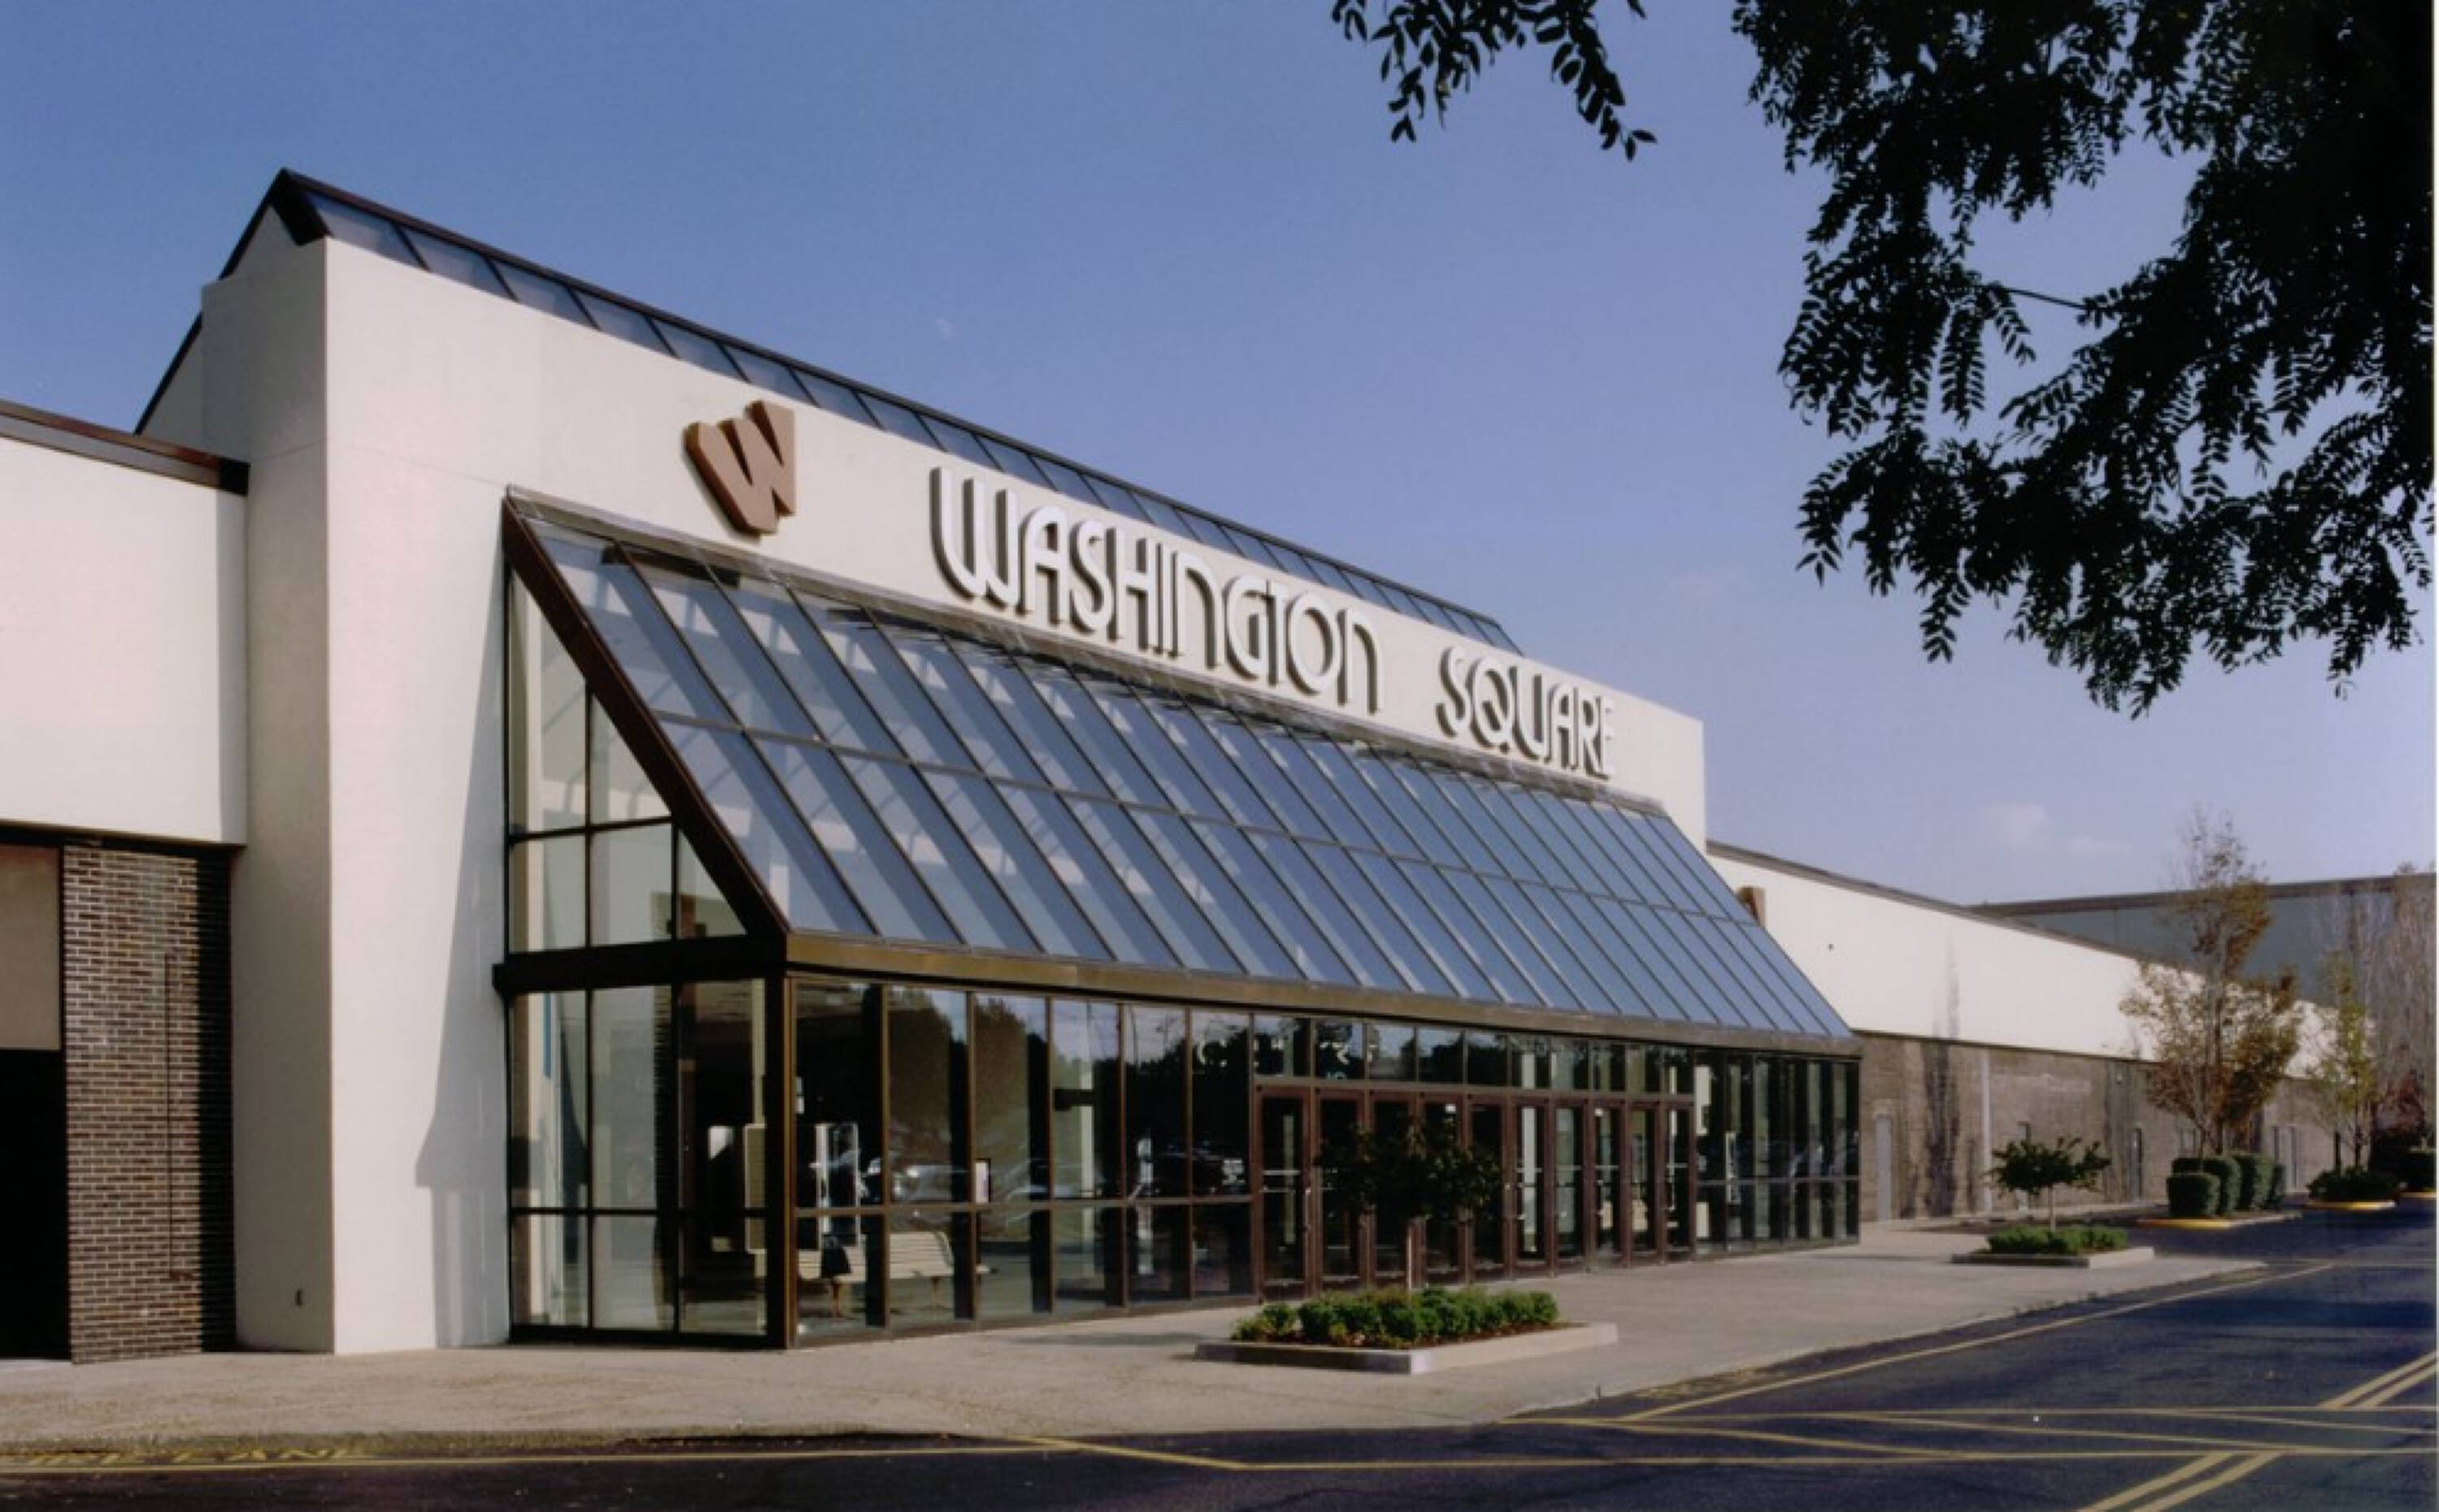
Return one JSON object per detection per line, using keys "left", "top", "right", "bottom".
{"left": 15, "top": 168, "right": 2140, "bottom": 1362}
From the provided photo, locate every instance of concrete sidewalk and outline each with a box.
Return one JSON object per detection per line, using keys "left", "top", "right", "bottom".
{"left": 0, "top": 1229, "right": 2259, "bottom": 1451}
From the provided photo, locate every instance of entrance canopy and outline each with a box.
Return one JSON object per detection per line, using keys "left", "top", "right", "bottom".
{"left": 507, "top": 502, "right": 1853, "bottom": 1046}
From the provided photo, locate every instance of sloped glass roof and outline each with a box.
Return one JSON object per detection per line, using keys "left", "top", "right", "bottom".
{"left": 511, "top": 507, "right": 1852, "bottom": 1044}
{"left": 258, "top": 172, "right": 1519, "bottom": 654}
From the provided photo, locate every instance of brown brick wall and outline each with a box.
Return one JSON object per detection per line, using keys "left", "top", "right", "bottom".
{"left": 1859, "top": 1030, "right": 2335, "bottom": 1222}
{"left": 60, "top": 844, "right": 234, "bottom": 1363}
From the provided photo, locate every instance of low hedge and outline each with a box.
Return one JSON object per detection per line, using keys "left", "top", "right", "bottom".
{"left": 2308, "top": 1167, "right": 2402, "bottom": 1204}
{"left": 1230, "top": 1287, "right": 1560, "bottom": 1349}
{"left": 2402, "top": 1148, "right": 2436, "bottom": 1193}
{"left": 1984, "top": 1225, "right": 2128, "bottom": 1257}
{"left": 2229, "top": 1153, "right": 2271, "bottom": 1210}
{"left": 2167, "top": 1171, "right": 2220, "bottom": 1218}
{"left": 2199, "top": 1154, "right": 2241, "bottom": 1214}
{"left": 2263, "top": 1162, "right": 2289, "bottom": 1209}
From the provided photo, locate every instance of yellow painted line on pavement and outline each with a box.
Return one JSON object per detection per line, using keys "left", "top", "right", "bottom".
{"left": 1532, "top": 1416, "right": 1950, "bottom": 1459}
{"left": 1841, "top": 1410, "right": 2298, "bottom": 1456}
{"left": 2077, "top": 1452, "right": 2235, "bottom": 1512}
{"left": 1621, "top": 1263, "right": 2321, "bottom": 1423}
{"left": 2142, "top": 1408, "right": 2437, "bottom": 1437}
{"left": 0, "top": 1442, "right": 1063, "bottom": 1479}
{"left": 2130, "top": 1451, "right": 2280, "bottom": 1512}
{"left": 2327, "top": 1350, "right": 2439, "bottom": 1410}
{"left": 2355, "top": 1361, "right": 2439, "bottom": 1412}
{"left": 1005, "top": 1436, "right": 1241, "bottom": 1472}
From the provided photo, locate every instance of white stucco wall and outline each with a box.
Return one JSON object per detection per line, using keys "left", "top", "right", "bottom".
{"left": 1710, "top": 848, "right": 2150, "bottom": 1060}
{"left": 0, "top": 436, "right": 246, "bottom": 846}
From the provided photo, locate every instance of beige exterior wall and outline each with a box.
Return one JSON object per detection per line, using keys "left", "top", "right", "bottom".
{"left": 0, "top": 435, "right": 246, "bottom": 847}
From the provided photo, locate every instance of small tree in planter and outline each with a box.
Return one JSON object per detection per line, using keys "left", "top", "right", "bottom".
{"left": 1987, "top": 1136, "right": 2113, "bottom": 1231}
{"left": 1328, "top": 1118, "right": 1502, "bottom": 1291}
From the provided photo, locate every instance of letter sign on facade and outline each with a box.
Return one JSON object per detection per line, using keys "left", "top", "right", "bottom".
{"left": 685, "top": 399, "right": 798, "bottom": 537}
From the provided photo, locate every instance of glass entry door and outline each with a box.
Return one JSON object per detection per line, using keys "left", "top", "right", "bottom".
{"left": 1315, "top": 1094, "right": 1367, "bottom": 1292}
{"left": 1258, "top": 1093, "right": 1308, "bottom": 1299}
{"left": 1664, "top": 1103, "right": 1696, "bottom": 1258}
{"left": 1628, "top": 1105, "right": 1661, "bottom": 1260}
{"left": 1514, "top": 1104, "right": 1547, "bottom": 1271}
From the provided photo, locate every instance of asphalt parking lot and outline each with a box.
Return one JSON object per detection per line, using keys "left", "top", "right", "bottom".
{"left": 4, "top": 1206, "right": 2428, "bottom": 1510}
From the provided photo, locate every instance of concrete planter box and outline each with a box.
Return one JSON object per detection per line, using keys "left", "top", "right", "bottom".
{"left": 2137, "top": 1211, "right": 2298, "bottom": 1231}
{"left": 1195, "top": 1321, "right": 1617, "bottom": 1375}
{"left": 1954, "top": 1246, "right": 2155, "bottom": 1269}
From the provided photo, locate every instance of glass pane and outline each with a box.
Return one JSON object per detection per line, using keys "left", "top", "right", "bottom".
{"left": 1302, "top": 841, "right": 1453, "bottom": 997}
{"left": 1128, "top": 1206, "right": 1189, "bottom": 1304}
{"left": 791, "top": 367, "right": 876, "bottom": 424}
{"left": 885, "top": 988, "right": 967, "bottom": 1205}
{"left": 976, "top": 432, "right": 1051, "bottom": 487}
{"left": 1401, "top": 860, "right": 1533, "bottom": 1005}
{"left": 590, "top": 710, "right": 669, "bottom": 825}
{"left": 1301, "top": 740, "right": 1420, "bottom": 858}
{"left": 761, "top": 738, "right": 955, "bottom": 943}
{"left": 590, "top": 823, "right": 672, "bottom": 945}
{"left": 508, "top": 835, "right": 584, "bottom": 952}
{"left": 1555, "top": 892, "right": 1674, "bottom": 1019}
{"left": 1031, "top": 452, "right": 1098, "bottom": 506}
{"left": 795, "top": 980, "right": 880, "bottom": 1210}
{"left": 1024, "top": 667, "right": 1164, "bottom": 806}
{"left": 1442, "top": 869, "right": 1564, "bottom": 1005}
{"left": 798, "top": 1214, "right": 881, "bottom": 1336}
{"left": 1127, "top": 809, "right": 1295, "bottom": 978}
{"left": 507, "top": 586, "right": 586, "bottom": 833}
{"left": 677, "top": 981, "right": 766, "bottom": 1337}
{"left": 1301, "top": 1019, "right": 1354, "bottom": 1083}
{"left": 1368, "top": 1021, "right": 1417, "bottom": 1082}
{"left": 1051, "top": 1001, "right": 1121, "bottom": 1199}
{"left": 593, "top": 1215, "right": 674, "bottom": 1330}
{"left": 1186, "top": 819, "right": 1355, "bottom": 986}
{"left": 924, "top": 771, "right": 1108, "bottom": 960}
{"left": 728, "top": 580, "right": 896, "bottom": 755}
{"left": 722, "top": 343, "right": 801, "bottom": 394}
{"left": 674, "top": 834, "right": 745, "bottom": 938}
{"left": 498, "top": 263, "right": 590, "bottom": 323}
{"left": 1053, "top": 1206, "right": 1118, "bottom": 1311}
{"left": 995, "top": 784, "right": 1173, "bottom": 967}
{"left": 533, "top": 532, "right": 721, "bottom": 719}
{"left": 1127, "top": 1006, "right": 1189, "bottom": 1198}
{"left": 509, "top": 993, "right": 588, "bottom": 1208}
{"left": 1200, "top": 711, "right": 1326, "bottom": 838}
{"left": 976, "top": 1208, "right": 1050, "bottom": 1321}
{"left": 1251, "top": 730, "right": 1372, "bottom": 849}
{"left": 920, "top": 416, "right": 997, "bottom": 469}
{"left": 1352, "top": 754, "right": 1459, "bottom": 867}
{"left": 1142, "top": 699, "right": 1280, "bottom": 828}
{"left": 950, "top": 643, "right": 1108, "bottom": 796}
{"left": 843, "top": 754, "right": 1035, "bottom": 951}
{"left": 652, "top": 319, "right": 740, "bottom": 377}
{"left": 511, "top": 1214, "right": 586, "bottom": 1327}
{"left": 972, "top": 995, "right": 1050, "bottom": 1202}
{"left": 641, "top": 567, "right": 813, "bottom": 736}
{"left": 1192, "top": 1206, "right": 1254, "bottom": 1298}
{"left": 310, "top": 195, "right": 417, "bottom": 265}
{"left": 1390, "top": 764, "right": 1498, "bottom": 874}
{"left": 1246, "top": 832, "right": 1402, "bottom": 990}
{"left": 1254, "top": 1015, "right": 1309, "bottom": 1079}
{"left": 1416, "top": 1027, "right": 1464, "bottom": 1084}
{"left": 1466, "top": 1032, "right": 1508, "bottom": 1088}
{"left": 887, "top": 1211, "right": 973, "bottom": 1324}
{"left": 593, "top": 987, "right": 668, "bottom": 1210}
{"left": 803, "top": 602, "right": 964, "bottom": 765}
{"left": 1083, "top": 472, "right": 1150, "bottom": 523}
{"left": 888, "top": 626, "right": 1044, "bottom": 782}
{"left": 1191, "top": 1013, "right": 1250, "bottom": 1196}
{"left": 668, "top": 725, "right": 863, "bottom": 934}
{"left": 860, "top": 392, "right": 937, "bottom": 446}
{"left": 575, "top": 290, "right": 669, "bottom": 354}
{"left": 1432, "top": 772, "right": 1533, "bottom": 880}
{"left": 1350, "top": 849, "right": 1490, "bottom": 1000}
{"left": 1089, "top": 684, "right": 1224, "bottom": 817}
{"left": 1063, "top": 797, "right": 1235, "bottom": 971}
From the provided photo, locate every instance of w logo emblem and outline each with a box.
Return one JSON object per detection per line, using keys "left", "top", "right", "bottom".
{"left": 685, "top": 400, "right": 798, "bottom": 537}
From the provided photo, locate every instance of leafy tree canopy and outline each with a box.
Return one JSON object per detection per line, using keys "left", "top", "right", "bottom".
{"left": 1332, "top": 1, "right": 2432, "bottom": 711}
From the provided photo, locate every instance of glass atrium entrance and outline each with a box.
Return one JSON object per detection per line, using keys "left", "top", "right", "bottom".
{"left": 496, "top": 500, "right": 1861, "bottom": 1347}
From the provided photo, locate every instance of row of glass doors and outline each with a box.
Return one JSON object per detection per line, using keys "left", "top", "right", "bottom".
{"left": 1256, "top": 1088, "right": 1695, "bottom": 1297}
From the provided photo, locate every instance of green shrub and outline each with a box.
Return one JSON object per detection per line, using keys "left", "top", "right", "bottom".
{"left": 1985, "top": 1224, "right": 2129, "bottom": 1256}
{"left": 2402, "top": 1149, "right": 2436, "bottom": 1193}
{"left": 2228, "top": 1153, "right": 2271, "bottom": 1210}
{"left": 2167, "top": 1171, "right": 2220, "bottom": 1218}
{"left": 2169, "top": 1155, "right": 2206, "bottom": 1177}
{"left": 2199, "top": 1155, "right": 2241, "bottom": 1215}
{"left": 2263, "top": 1162, "right": 2288, "bottom": 1208}
{"left": 1231, "top": 1287, "right": 1562, "bottom": 1349}
{"left": 2308, "top": 1167, "right": 2402, "bottom": 1204}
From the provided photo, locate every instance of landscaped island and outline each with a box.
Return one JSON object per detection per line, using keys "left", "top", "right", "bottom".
{"left": 1231, "top": 1287, "right": 1559, "bottom": 1351}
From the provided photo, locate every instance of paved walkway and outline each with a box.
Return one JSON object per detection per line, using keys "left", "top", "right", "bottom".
{"left": 0, "top": 1229, "right": 2258, "bottom": 1451}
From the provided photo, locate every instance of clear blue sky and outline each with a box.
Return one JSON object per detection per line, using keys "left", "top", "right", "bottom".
{"left": 5, "top": 2, "right": 2428, "bottom": 902}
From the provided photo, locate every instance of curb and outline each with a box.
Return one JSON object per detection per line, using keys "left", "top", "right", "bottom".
{"left": 2136, "top": 1212, "right": 2299, "bottom": 1231}
{"left": 2306, "top": 1200, "right": 2400, "bottom": 1212}
{"left": 1194, "top": 1322, "right": 1619, "bottom": 1375}
{"left": 1952, "top": 1247, "right": 2155, "bottom": 1269}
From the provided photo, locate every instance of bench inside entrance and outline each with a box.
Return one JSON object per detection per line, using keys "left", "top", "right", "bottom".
{"left": 802, "top": 1229, "right": 989, "bottom": 1317}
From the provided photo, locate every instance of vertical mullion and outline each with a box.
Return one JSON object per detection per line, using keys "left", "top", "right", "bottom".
{"left": 771, "top": 971, "right": 797, "bottom": 1347}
